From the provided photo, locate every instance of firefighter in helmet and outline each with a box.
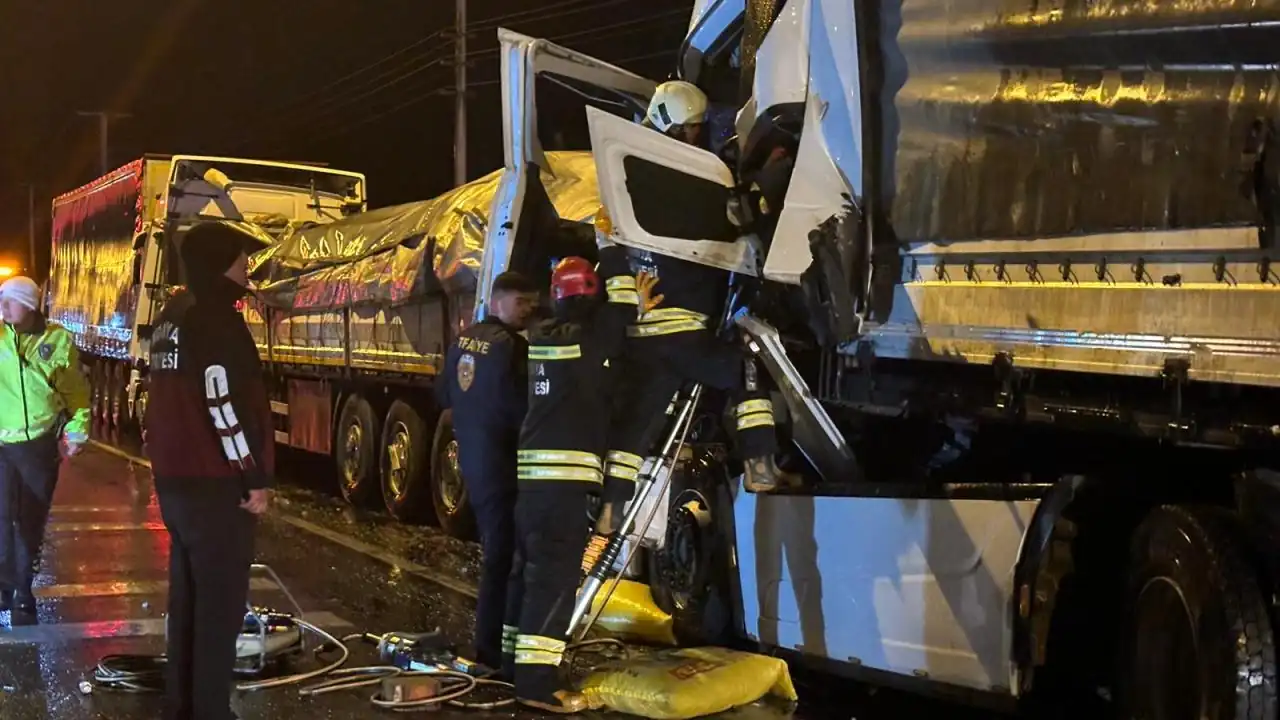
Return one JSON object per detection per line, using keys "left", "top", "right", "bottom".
{"left": 595, "top": 80, "right": 799, "bottom": 539}
{"left": 501, "top": 211, "right": 660, "bottom": 712}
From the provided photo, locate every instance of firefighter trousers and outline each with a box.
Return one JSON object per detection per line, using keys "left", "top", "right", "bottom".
{"left": 467, "top": 484, "right": 516, "bottom": 670}
{"left": 156, "top": 477, "right": 257, "bottom": 720}
{"left": 604, "top": 332, "right": 778, "bottom": 500}
{"left": 501, "top": 489, "right": 593, "bottom": 701}
{"left": 0, "top": 432, "right": 61, "bottom": 597}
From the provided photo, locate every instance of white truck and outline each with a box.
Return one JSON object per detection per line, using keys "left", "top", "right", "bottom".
{"left": 456, "top": 2, "right": 1280, "bottom": 718}
{"left": 46, "top": 155, "right": 368, "bottom": 437}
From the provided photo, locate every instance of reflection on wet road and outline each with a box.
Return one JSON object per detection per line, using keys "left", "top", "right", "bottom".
{"left": 0, "top": 440, "right": 999, "bottom": 719}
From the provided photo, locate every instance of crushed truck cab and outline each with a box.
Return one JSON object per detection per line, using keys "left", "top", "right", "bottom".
{"left": 537, "top": 0, "right": 1280, "bottom": 716}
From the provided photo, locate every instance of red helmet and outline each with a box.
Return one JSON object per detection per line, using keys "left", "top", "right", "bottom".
{"left": 551, "top": 257, "right": 599, "bottom": 301}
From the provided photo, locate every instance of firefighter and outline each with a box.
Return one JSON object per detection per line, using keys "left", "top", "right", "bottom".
{"left": 0, "top": 276, "right": 90, "bottom": 615}
{"left": 599, "top": 80, "right": 799, "bottom": 528}
{"left": 144, "top": 222, "right": 274, "bottom": 720}
{"left": 434, "top": 270, "right": 538, "bottom": 675}
{"left": 501, "top": 212, "right": 658, "bottom": 713}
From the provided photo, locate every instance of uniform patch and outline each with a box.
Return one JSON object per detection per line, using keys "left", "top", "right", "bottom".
{"left": 37, "top": 344, "right": 53, "bottom": 361}
{"left": 457, "top": 353, "right": 476, "bottom": 392}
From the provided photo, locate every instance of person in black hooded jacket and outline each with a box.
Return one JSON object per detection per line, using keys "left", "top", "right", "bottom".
{"left": 144, "top": 221, "right": 273, "bottom": 720}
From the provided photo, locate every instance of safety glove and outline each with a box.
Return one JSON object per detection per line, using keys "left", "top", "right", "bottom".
{"left": 636, "top": 271, "right": 664, "bottom": 316}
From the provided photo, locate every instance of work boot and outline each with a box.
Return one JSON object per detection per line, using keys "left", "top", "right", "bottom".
{"left": 743, "top": 455, "right": 801, "bottom": 493}
{"left": 517, "top": 687, "right": 590, "bottom": 714}
{"left": 13, "top": 588, "right": 35, "bottom": 614}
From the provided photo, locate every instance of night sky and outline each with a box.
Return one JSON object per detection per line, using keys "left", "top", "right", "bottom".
{"left": 0, "top": 0, "right": 695, "bottom": 275}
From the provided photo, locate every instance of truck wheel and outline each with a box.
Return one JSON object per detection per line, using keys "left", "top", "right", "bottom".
{"left": 647, "top": 450, "right": 734, "bottom": 646}
{"left": 1120, "top": 505, "right": 1277, "bottom": 720}
{"left": 334, "top": 394, "right": 381, "bottom": 507}
{"left": 430, "top": 411, "right": 477, "bottom": 541}
{"left": 380, "top": 400, "right": 433, "bottom": 522}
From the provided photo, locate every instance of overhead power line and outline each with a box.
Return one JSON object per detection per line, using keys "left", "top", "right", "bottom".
{"left": 305, "top": 47, "right": 676, "bottom": 146}
{"left": 230, "top": 0, "right": 674, "bottom": 151}
{"left": 268, "top": 9, "right": 688, "bottom": 144}
{"left": 270, "top": 0, "right": 612, "bottom": 112}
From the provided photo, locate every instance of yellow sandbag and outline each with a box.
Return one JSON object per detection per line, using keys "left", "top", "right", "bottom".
{"left": 588, "top": 579, "right": 677, "bottom": 646}
{"left": 580, "top": 646, "right": 798, "bottom": 719}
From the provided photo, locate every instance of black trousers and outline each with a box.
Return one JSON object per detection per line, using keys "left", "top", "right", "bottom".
{"left": 502, "top": 490, "right": 592, "bottom": 700}
{"left": 156, "top": 478, "right": 256, "bottom": 720}
{"left": 0, "top": 433, "right": 61, "bottom": 595}
{"left": 604, "top": 332, "right": 778, "bottom": 501}
{"left": 467, "top": 484, "right": 516, "bottom": 670}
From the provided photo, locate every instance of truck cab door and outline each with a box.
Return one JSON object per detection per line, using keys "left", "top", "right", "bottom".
{"left": 587, "top": 107, "right": 761, "bottom": 276}
{"left": 475, "top": 29, "right": 658, "bottom": 322}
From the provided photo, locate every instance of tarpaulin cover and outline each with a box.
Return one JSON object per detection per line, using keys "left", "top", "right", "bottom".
{"left": 250, "top": 151, "right": 599, "bottom": 312}
{"left": 580, "top": 647, "right": 798, "bottom": 719}
{"left": 46, "top": 159, "right": 149, "bottom": 351}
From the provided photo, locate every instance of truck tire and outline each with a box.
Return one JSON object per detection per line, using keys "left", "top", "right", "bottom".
{"left": 334, "top": 394, "right": 381, "bottom": 507}
{"left": 379, "top": 400, "right": 433, "bottom": 522}
{"left": 647, "top": 449, "right": 734, "bottom": 646}
{"left": 429, "top": 411, "right": 477, "bottom": 541}
{"left": 1120, "top": 505, "right": 1277, "bottom": 720}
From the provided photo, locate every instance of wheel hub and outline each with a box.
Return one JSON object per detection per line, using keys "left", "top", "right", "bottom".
{"left": 342, "top": 422, "right": 363, "bottom": 489}
{"left": 438, "top": 440, "right": 463, "bottom": 514}
{"left": 386, "top": 424, "right": 412, "bottom": 499}
{"left": 660, "top": 492, "right": 712, "bottom": 611}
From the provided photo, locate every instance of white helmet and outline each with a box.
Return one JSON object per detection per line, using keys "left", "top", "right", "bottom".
{"left": 645, "top": 81, "right": 708, "bottom": 134}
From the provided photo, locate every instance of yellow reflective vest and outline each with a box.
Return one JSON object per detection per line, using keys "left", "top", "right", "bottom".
{"left": 0, "top": 319, "right": 91, "bottom": 445}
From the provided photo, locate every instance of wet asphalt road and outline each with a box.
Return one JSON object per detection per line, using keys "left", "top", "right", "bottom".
{"left": 0, "top": 434, "right": 1001, "bottom": 720}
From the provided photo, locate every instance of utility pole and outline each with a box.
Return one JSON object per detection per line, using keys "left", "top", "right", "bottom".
{"left": 25, "top": 184, "right": 35, "bottom": 277}
{"left": 454, "top": 0, "right": 467, "bottom": 186}
{"left": 76, "top": 111, "right": 132, "bottom": 175}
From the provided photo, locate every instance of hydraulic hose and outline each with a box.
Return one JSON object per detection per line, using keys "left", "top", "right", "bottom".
{"left": 88, "top": 617, "right": 350, "bottom": 695}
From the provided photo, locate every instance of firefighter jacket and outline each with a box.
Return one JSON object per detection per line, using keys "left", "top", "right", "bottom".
{"left": 144, "top": 280, "right": 274, "bottom": 490}
{"left": 0, "top": 317, "right": 91, "bottom": 445}
{"left": 624, "top": 248, "right": 728, "bottom": 339}
{"left": 435, "top": 316, "right": 528, "bottom": 500}
{"left": 517, "top": 245, "right": 639, "bottom": 496}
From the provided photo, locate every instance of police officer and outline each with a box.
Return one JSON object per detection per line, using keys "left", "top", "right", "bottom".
{"left": 435, "top": 271, "right": 538, "bottom": 674}
{"left": 600, "top": 81, "right": 799, "bottom": 525}
{"left": 0, "top": 276, "right": 90, "bottom": 615}
{"left": 502, "top": 213, "right": 658, "bottom": 713}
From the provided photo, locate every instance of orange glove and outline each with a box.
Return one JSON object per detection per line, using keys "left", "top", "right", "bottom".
{"left": 636, "top": 271, "right": 664, "bottom": 316}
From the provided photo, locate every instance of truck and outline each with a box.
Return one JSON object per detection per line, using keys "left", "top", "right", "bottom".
{"left": 243, "top": 148, "right": 606, "bottom": 536}
{"left": 248, "top": 2, "right": 1280, "bottom": 713}
{"left": 564, "top": 0, "right": 1280, "bottom": 717}
{"left": 46, "top": 155, "right": 368, "bottom": 439}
